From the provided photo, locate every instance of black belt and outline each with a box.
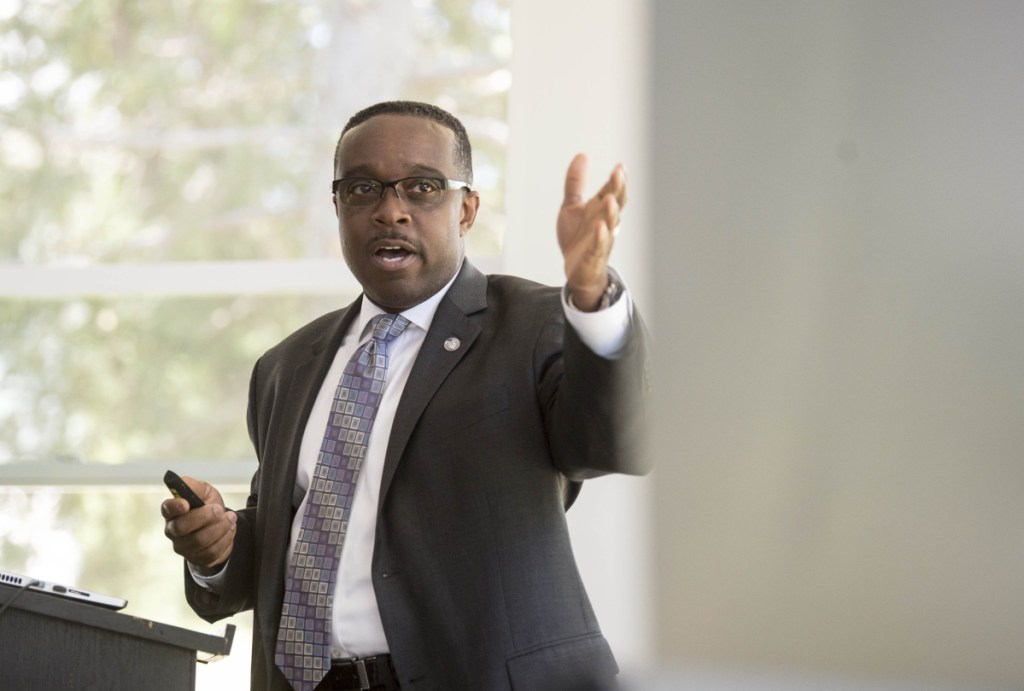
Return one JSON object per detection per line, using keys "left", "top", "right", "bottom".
{"left": 316, "top": 655, "right": 399, "bottom": 690}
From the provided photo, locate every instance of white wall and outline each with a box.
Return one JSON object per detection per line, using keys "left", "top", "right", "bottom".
{"left": 506, "top": 0, "right": 655, "bottom": 674}
{"left": 651, "top": 1, "right": 1024, "bottom": 688}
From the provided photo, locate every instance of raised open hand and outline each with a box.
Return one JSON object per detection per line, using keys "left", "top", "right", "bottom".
{"left": 557, "top": 153, "right": 627, "bottom": 311}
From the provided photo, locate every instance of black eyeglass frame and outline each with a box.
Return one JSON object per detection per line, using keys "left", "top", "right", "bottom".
{"left": 331, "top": 176, "right": 472, "bottom": 207}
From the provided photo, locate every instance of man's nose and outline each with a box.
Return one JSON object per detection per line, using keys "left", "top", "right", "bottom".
{"left": 371, "top": 185, "right": 411, "bottom": 224}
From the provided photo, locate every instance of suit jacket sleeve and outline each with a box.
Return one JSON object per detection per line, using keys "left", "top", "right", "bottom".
{"left": 538, "top": 297, "right": 652, "bottom": 481}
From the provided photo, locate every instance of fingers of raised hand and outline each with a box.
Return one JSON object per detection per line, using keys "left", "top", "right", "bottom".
{"left": 579, "top": 192, "right": 620, "bottom": 242}
{"left": 596, "top": 164, "right": 627, "bottom": 212}
{"left": 563, "top": 153, "right": 590, "bottom": 207}
{"left": 614, "top": 164, "right": 628, "bottom": 209}
{"left": 601, "top": 191, "right": 622, "bottom": 237}
{"left": 570, "top": 164, "right": 626, "bottom": 235}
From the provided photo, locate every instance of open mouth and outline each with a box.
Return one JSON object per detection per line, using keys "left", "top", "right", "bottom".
{"left": 375, "top": 244, "right": 413, "bottom": 263}
{"left": 370, "top": 238, "right": 417, "bottom": 269}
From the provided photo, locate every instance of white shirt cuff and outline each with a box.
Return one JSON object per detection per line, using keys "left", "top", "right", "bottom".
{"left": 188, "top": 560, "right": 228, "bottom": 593}
{"left": 562, "top": 267, "right": 633, "bottom": 359}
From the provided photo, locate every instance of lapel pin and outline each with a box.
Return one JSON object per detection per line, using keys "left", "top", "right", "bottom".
{"left": 443, "top": 337, "right": 461, "bottom": 352}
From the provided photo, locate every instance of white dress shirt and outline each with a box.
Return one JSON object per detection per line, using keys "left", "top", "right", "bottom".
{"left": 193, "top": 266, "right": 634, "bottom": 659}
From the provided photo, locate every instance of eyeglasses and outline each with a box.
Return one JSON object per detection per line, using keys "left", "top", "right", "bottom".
{"left": 332, "top": 176, "right": 471, "bottom": 208}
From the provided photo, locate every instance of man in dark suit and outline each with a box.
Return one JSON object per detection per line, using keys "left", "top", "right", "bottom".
{"left": 162, "top": 101, "right": 650, "bottom": 691}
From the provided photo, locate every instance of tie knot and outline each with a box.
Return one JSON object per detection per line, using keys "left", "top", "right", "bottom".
{"left": 370, "top": 313, "right": 410, "bottom": 344}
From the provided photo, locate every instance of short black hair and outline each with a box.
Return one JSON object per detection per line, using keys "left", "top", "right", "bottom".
{"left": 334, "top": 100, "right": 474, "bottom": 185}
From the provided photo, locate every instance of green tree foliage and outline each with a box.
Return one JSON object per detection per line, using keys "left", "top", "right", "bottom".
{"left": 0, "top": 6, "right": 510, "bottom": 683}
{"left": 0, "top": 0, "right": 510, "bottom": 463}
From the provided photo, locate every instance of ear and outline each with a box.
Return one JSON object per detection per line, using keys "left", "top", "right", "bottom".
{"left": 333, "top": 193, "right": 341, "bottom": 218}
{"left": 459, "top": 191, "right": 480, "bottom": 237}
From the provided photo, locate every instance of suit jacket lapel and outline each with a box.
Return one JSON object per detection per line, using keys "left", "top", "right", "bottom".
{"left": 379, "top": 260, "right": 488, "bottom": 501}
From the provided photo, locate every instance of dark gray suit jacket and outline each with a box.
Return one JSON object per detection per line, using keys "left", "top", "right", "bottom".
{"left": 185, "top": 260, "right": 651, "bottom": 690}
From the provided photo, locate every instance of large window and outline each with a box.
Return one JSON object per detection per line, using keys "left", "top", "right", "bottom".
{"left": 0, "top": 0, "right": 510, "bottom": 685}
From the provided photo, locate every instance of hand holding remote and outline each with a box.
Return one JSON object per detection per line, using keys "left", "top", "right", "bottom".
{"left": 159, "top": 471, "right": 236, "bottom": 569}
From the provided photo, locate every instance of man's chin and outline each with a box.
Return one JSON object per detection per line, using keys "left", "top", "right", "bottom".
{"left": 364, "top": 282, "right": 425, "bottom": 313}
{"left": 357, "top": 262, "right": 461, "bottom": 312}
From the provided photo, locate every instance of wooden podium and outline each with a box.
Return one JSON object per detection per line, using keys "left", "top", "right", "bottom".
{"left": 0, "top": 587, "right": 235, "bottom": 690}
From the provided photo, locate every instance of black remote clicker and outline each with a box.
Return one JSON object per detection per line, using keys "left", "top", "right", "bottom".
{"left": 163, "top": 470, "right": 206, "bottom": 510}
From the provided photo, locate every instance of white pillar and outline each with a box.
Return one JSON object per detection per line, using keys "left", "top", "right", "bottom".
{"left": 506, "top": 0, "right": 654, "bottom": 674}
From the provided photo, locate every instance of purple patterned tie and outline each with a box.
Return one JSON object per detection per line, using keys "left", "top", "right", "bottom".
{"left": 275, "top": 313, "right": 410, "bottom": 691}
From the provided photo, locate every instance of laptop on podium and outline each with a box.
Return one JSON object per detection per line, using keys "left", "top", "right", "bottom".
{"left": 0, "top": 569, "right": 128, "bottom": 610}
